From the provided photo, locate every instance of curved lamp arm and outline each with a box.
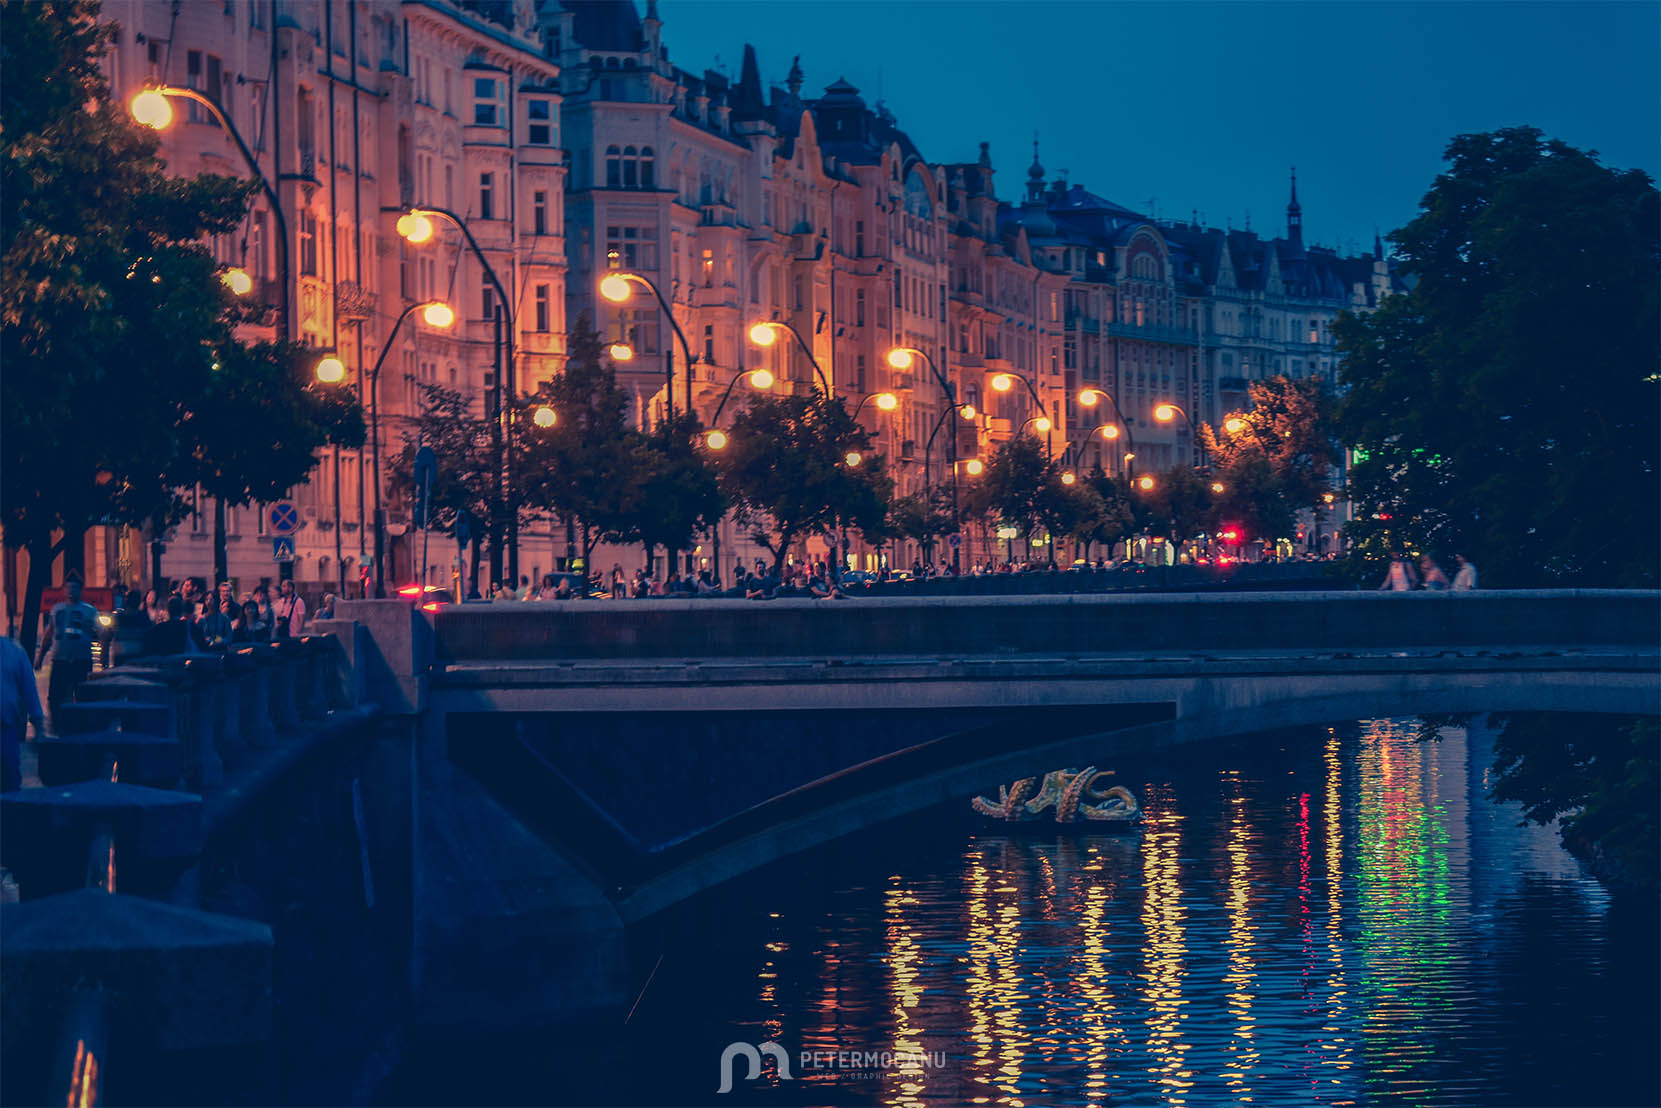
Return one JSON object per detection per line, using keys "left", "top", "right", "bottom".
{"left": 751, "top": 320, "right": 830, "bottom": 393}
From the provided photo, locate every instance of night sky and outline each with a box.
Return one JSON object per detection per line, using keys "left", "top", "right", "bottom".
{"left": 663, "top": 0, "right": 1660, "bottom": 255}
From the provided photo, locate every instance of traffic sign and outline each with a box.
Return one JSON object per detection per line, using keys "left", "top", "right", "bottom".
{"left": 269, "top": 502, "right": 300, "bottom": 535}
{"left": 272, "top": 536, "right": 295, "bottom": 563}
{"left": 948, "top": 533, "right": 962, "bottom": 549}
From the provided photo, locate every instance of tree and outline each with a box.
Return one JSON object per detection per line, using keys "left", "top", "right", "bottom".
{"left": 1035, "top": 479, "right": 1108, "bottom": 566}
{"left": 972, "top": 435, "right": 1051, "bottom": 549}
{"left": 888, "top": 488, "right": 955, "bottom": 562}
{"left": 1079, "top": 467, "right": 1134, "bottom": 559}
{"left": 390, "top": 383, "right": 498, "bottom": 596}
{"left": 1207, "top": 454, "right": 1295, "bottom": 551}
{"left": 1333, "top": 127, "right": 1659, "bottom": 585}
{"left": 1, "top": 0, "right": 333, "bottom": 653}
{"left": 628, "top": 413, "right": 727, "bottom": 575}
{"left": 176, "top": 341, "right": 364, "bottom": 584}
{"left": 716, "top": 390, "right": 888, "bottom": 574}
{"left": 1201, "top": 374, "right": 1340, "bottom": 515}
{"left": 1139, "top": 465, "right": 1215, "bottom": 546}
{"left": 516, "top": 319, "right": 646, "bottom": 574}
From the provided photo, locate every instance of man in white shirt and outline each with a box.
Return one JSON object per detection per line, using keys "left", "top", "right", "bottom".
{"left": 1452, "top": 554, "right": 1478, "bottom": 591}
{"left": 273, "top": 578, "right": 307, "bottom": 638}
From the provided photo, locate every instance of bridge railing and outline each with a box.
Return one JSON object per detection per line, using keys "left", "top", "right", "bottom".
{"left": 426, "top": 589, "right": 1661, "bottom": 664}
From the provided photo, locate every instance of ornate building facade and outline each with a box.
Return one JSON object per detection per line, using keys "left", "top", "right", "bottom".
{"left": 23, "top": 0, "right": 1393, "bottom": 616}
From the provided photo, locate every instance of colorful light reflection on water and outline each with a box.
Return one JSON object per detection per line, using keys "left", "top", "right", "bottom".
{"left": 619, "top": 719, "right": 1657, "bottom": 1107}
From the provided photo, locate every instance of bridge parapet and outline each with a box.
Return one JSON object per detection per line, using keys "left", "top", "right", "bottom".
{"left": 429, "top": 590, "right": 1661, "bottom": 664}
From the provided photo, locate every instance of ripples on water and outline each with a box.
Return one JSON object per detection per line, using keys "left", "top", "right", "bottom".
{"left": 621, "top": 720, "right": 1658, "bottom": 1107}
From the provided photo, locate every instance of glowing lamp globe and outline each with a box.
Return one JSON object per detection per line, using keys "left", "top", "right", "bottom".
{"left": 532, "top": 406, "right": 558, "bottom": 428}
{"left": 1033, "top": 416, "right": 1052, "bottom": 433}
{"left": 844, "top": 451, "right": 863, "bottom": 467}
{"left": 421, "top": 302, "right": 455, "bottom": 328}
{"left": 748, "top": 322, "right": 778, "bottom": 347}
{"left": 1223, "top": 416, "right": 1249, "bottom": 435}
{"left": 1061, "top": 471, "right": 1077, "bottom": 486}
{"left": 315, "top": 356, "right": 347, "bottom": 384}
{"left": 991, "top": 374, "right": 1013, "bottom": 392}
{"left": 1210, "top": 482, "right": 1225, "bottom": 494}
{"left": 130, "top": 89, "right": 173, "bottom": 130}
{"left": 886, "top": 348, "right": 913, "bottom": 371}
{"left": 965, "top": 458, "right": 984, "bottom": 476}
{"left": 959, "top": 405, "right": 977, "bottom": 420}
{"left": 749, "top": 369, "right": 775, "bottom": 390}
{"left": 599, "top": 274, "right": 632, "bottom": 303}
{"left": 875, "top": 392, "right": 898, "bottom": 411}
{"left": 396, "top": 211, "right": 435, "bottom": 245}
{"left": 1153, "top": 404, "right": 1177, "bottom": 423}
{"left": 1137, "top": 476, "right": 1156, "bottom": 491}
{"left": 705, "top": 429, "right": 729, "bottom": 450}
{"left": 221, "top": 267, "right": 253, "bottom": 296}
{"left": 1101, "top": 425, "right": 1120, "bottom": 440}
{"left": 1079, "top": 390, "right": 1100, "bottom": 408}
{"left": 609, "top": 342, "right": 635, "bottom": 362}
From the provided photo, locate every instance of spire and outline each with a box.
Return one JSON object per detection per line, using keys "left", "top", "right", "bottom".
{"left": 1286, "top": 166, "right": 1303, "bottom": 249}
{"left": 978, "top": 141, "right": 991, "bottom": 169}
{"left": 1026, "top": 133, "right": 1044, "bottom": 204}
{"left": 1373, "top": 227, "right": 1383, "bottom": 258}
{"left": 733, "top": 43, "right": 765, "bottom": 119}
{"left": 786, "top": 55, "right": 803, "bottom": 99}
{"left": 645, "top": 0, "right": 660, "bottom": 21}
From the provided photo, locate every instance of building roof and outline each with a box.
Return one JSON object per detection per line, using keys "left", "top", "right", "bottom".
{"left": 559, "top": 0, "right": 642, "bottom": 52}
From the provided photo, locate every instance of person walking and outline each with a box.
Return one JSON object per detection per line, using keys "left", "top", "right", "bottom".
{"left": 36, "top": 572, "right": 99, "bottom": 731}
{"left": 1379, "top": 553, "right": 1419, "bottom": 592}
{"left": 1, "top": 633, "right": 45, "bottom": 792}
{"left": 1419, "top": 555, "right": 1450, "bottom": 591}
{"left": 273, "top": 579, "right": 307, "bottom": 639}
{"left": 1452, "top": 554, "right": 1478, "bottom": 591}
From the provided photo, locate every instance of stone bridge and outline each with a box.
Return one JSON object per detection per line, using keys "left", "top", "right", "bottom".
{"left": 344, "top": 590, "right": 1660, "bottom": 923}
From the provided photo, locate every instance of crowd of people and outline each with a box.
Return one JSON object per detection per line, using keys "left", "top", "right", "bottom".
{"left": 1379, "top": 552, "right": 1478, "bottom": 592}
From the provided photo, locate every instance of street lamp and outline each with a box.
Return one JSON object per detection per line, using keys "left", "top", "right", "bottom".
{"left": 748, "top": 320, "right": 830, "bottom": 393}
{"left": 1137, "top": 475, "right": 1156, "bottom": 491}
{"left": 315, "top": 298, "right": 454, "bottom": 598}
{"left": 132, "top": 85, "right": 290, "bottom": 338}
{"left": 532, "top": 405, "right": 558, "bottom": 429}
{"left": 849, "top": 391, "right": 899, "bottom": 420}
{"left": 1061, "top": 471, "right": 1077, "bottom": 486}
{"left": 601, "top": 268, "right": 695, "bottom": 419}
{"left": 888, "top": 344, "right": 966, "bottom": 571}
{"left": 220, "top": 267, "right": 254, "bottom": 296}
{"left": 708, "top": 367, "right": 777, "bottom": 428}
{"left": 396, "top": 204, "right": 521, "bottom": 584}
{"left": 963, "top": 458, "right": 985, "bottom": 476}
{"left": 1153, "top": 401, "right": 1209, "bottom": 466}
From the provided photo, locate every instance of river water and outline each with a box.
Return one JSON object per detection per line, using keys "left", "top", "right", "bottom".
{"left": 611, "top": 719, "right": 1657, "bottom": 1107}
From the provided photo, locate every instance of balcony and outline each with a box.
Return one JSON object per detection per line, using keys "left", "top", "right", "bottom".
{"left": 334, "top": 281, "right": 376, "bottom": 323}
{"left": 699, "top": 202, "right": 739, "bottom": 228}
{"left": 900, "top": 439, "right": 916, "bottom": 461}
{"left": 1106, "top": 321, "right": 1197, "bottom": 346}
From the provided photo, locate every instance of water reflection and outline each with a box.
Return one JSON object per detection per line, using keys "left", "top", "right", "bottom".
{"left": 631, "top": 719, "right": 1655, "bottom": 1107}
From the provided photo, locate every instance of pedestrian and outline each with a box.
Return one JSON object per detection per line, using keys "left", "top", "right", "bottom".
{"left": 200, "top": 598, "right": 236, "bottom": 650}
{"left": 143, "top": 588, "right": 167, "bottom": 625}
{"left": 516, "top": 575, "right": 532, "bottom": 601}
{"left": 251, "top": 583, "right": 275, "bottom": 630}
{"left": 1419, "top": 555, "right": 1450, "bottom": 591}
{"left": 35, "top": 572, "right": 100, "bottom": 730}
{"left": 316, "top": 593, "right": 337, "bottom": 621}
{"left": 273, "top": 579, "right": 307, "bottom": 638}
{"left": 234, "top": 599, "right": 269, "bottom": 644}
{"left": 1, "top": 633, "right": 45, "bottom": 791}
{"left": 610, "top": 564, "right": 625, "bottom": 599}
{"left": 1379, "top": 552, "right": 1418, "bottom": 592}
{"left": 1452, "top": 554, "right": 1478, "bottom": 591}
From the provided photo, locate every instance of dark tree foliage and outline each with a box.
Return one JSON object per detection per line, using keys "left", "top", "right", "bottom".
{"left": 629, "top": 413, "right": 727, "bottom": 568}
{"left": 888, "top": 488, "right": 955, "bottom": 559}
{"left": 2, "top": 0, "right": 352, "bottom": 651}
{"left": 964, "top": 434, "right": 1051, "bottom": 541}
{"left": 1334, "top": 127, "right": 1659, "bottom": 584}
{"left": 1199, "top": 375, "right": 1340, "bottom": 544}
{"left": 1079, "top": 467, "right": 1134, "bottom": 552}
{"left": 1133, "top": 465, "right": 1215, "bottom": 544}
{"left": 717, "top": 389, "right": 889, "bottom": 574}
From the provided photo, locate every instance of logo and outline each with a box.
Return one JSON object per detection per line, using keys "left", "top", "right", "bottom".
{"left": 717, "top": 1041, "right": 792, "bottom": 1094}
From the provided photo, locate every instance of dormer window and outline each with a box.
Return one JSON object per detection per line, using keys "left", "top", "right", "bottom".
{"left": 473, "top": 76, "right": 503, "bottom": 126}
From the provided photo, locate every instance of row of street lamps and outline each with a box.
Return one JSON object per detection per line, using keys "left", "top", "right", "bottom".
{"left": 132, "top": 80, "right": 1267, "bottom": 588}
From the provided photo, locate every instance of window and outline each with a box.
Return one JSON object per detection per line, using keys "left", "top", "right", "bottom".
{"left": 479, "top": 172, "right": 494, "bottom": 220}
{"left": 482, "top": 286, "right": 495, "bottom": 321}
{"left": 526, "top": 99, "right": 553, "bottom": 145}
{"left": 298, "top": 210, "right": 318, "bottom": 276}
{"left": 855, "top": 220, "right": 865, "bottom": 257}
{"left": 534, "top": 285, "right": 550, "bottom": 332}
{"left": 606, "top": 146, "right": 621, "bottom": 189}
{"left": 855, "top": 289, "right": 865, "bottom": 326}
{"left": 605, "top": 225, "right": 657, "bottom": 270}
{"left": 701, "top": 249, "right": 713, "bottom": 287}
{"left": 639, "top": 147, "right": 655, "bottom": 189}
{"left": 856, "top": 354, "right": 867, "bottom": 391}
{"left": 533, "top": 190, "right": 547, "bottom": 234}
{"left": 622, "top": 146, "right": 638, "bottom": 189}
{"left": 703, "top": 324, "right": 715, "bottom": 364}
{"left": 893, "top": 268, "right": 903, "bottom": 308}
{"left": 473, "top": 76, "right": 501, "bottom": 126}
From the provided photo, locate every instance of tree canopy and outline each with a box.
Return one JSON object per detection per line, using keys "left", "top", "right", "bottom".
{"left": 1333, "top": 127, "right": 1659, "bottom": 585}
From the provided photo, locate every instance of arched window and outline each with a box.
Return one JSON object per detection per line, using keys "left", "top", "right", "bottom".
{"left": 640, "top": 147, "right": 655, "bottom": 190}
{"left": 622, "top": 145, "right": 638, "bottom": 189}
{"left": 605, "top": 145, "right": 621, "bottom": 189}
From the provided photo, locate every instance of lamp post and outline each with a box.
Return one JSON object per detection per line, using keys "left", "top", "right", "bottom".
{"left": 849, "top": 391, "right": 899, "bottom": 421}
{"left": 395, "top": 205, "right": 520, "bottom": 586}
{"left": 887, "top": 345, "right": 964, "bottom": 572}
{"left": 1076, "top": 388, "right": 1138, "bottom": 476}
{"left": 317, "top": 300, "right": 454, "bottom": 598}
{"left": 600, "top": 270, "right": 695, "bottom": 421}
{"left": 748, "top": 320, "right": 831, "bottom": 393}
{"left": 988, "top": 370, "right": 1056, "bottom": 458}
{"left": 1153, "top": 401, "right": 1209, "bottom": 467}
{"left": 132, "top": 87, "right": 290, "bottom": 339}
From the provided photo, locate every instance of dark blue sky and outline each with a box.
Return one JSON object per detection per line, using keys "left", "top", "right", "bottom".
{"left": 662, "top": 1, "right": 1659, "bottom": 255}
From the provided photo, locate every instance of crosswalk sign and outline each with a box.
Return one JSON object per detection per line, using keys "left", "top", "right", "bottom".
{"left": 272, "top": 536, "right": 295, "bottom": 562}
